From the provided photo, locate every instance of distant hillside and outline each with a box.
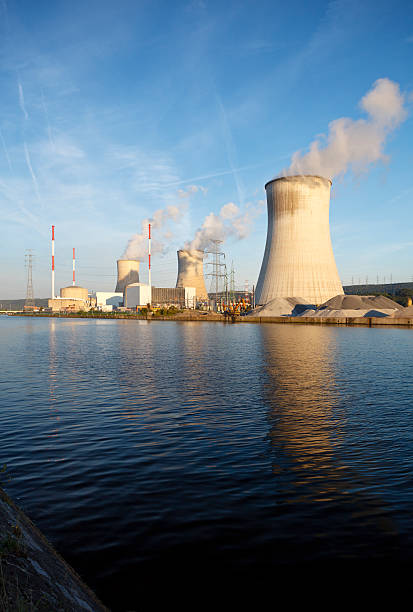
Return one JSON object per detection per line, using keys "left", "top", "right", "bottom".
{"left": 343, "top": 282, "right": 413, "bottom": 296}
{"left": 0, "top": 298, "right": 49, "bottom": 311}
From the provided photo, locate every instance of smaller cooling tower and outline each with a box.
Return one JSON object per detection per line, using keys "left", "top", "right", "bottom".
{"left": 115, "top": 259, "right": 140, "bottom": 293}
{"left": 176, "top": 249, "right": 208, "bottom": 301}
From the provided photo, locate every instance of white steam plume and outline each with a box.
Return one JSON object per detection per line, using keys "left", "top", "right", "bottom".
{"left": 121, "top": 203, "right": 186, "bottom": 260}
{"left": 283, "top": 78, "right": 407, "bottom": 179}
{"left": 185, "top": 201, "right": 263, "bottom": 251}
{"left": 177, "top": 184, "right": 207, "bottom": 198}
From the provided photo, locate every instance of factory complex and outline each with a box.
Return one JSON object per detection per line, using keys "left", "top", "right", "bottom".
{"left": 44, "top": 174, "right": 412, "bottom": 320}
{"left": 47, "top": 238, "right": 211, "bottom": 314}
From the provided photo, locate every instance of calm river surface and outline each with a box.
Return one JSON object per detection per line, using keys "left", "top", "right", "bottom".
{"left": 1, "top": 316, "right": 413, "bottom": 606}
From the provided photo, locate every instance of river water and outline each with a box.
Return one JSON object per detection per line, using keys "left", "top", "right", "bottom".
{"left": 1, "top": 316, "right": 413, "bottom": 606}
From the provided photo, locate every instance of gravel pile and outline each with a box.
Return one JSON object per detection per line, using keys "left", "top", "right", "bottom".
{"left": 320, "top": 294, "right": 400, "bottom": 310}
{"left": 249, "top": 297, "right": 313, "bottom": 317}
{"left": 298, "top": 308, "right": 397, "bottom": 318}
{"left": 251, "top": 295, "right": 402, "bottom": 318}
{"left": 390, "top": 305, "right": 413, "bottom": 318}
{"left": 296, "top": 295, "right": 400, "bottom": 318}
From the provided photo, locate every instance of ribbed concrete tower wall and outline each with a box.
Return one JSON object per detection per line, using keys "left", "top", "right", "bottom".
{"left": 255, "top": 175, "right": 343, "bottom": 305}
{"left": 176, "top": 250, "right": 208, "bottom": 301}
{"left": 115, "top": 260, "right": 140, "bottom": 293}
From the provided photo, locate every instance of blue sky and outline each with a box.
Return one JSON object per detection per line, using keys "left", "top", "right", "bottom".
{"left": 1, "top": 0, "right": 413, "bottom": 297}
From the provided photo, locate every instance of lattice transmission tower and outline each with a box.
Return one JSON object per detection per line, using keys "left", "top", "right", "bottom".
{"left": 229, "top": 261, "right": 235, "bottom": 303}
{"left": 205, "top": 240, "right": 227, "bottom": 309}
{"left": 24, "top": 250, "right": 35, "bottom": 310}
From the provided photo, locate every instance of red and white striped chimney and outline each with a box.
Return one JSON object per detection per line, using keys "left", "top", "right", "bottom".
{"left": 51, "top": 225, "right": 55, "bottom": 298}
{"left": 72, "top": 248, "right": 76, "bottom": 286}
{"left": 148, "top": 223, "right": 151, "bottom": 290}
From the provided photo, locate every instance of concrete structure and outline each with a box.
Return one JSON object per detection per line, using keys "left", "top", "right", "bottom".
{"left": 95, "top": 291, "right": 123, "bottom": 312}
{"left": 184, "top": 287, "right": 196, "bottom": 309}
{"left": 48, "top": 285, "right": 94, "bottom": 312}
{"left": 176, "top": 250, "right": 208, "bottom": 301}
{"left": 125, "top": 283, "right": 151, "bottom": 309}
{"left": 152, "top": 286, "right": 196, "bottom": 309}
{"left": 255, "top": 175, "right": 343, "bottom": 305}
{"left": 115, "top": 259, "right": 140, "bottom": 293}
{"left": 48, "top": 298, "right": 94, "bottom": 312}
{"left": 60, "top": 286, "right": 88, "bottom": 300}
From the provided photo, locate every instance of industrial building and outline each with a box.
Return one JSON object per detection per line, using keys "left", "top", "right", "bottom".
{"left": 124, "top": 283, "right": 151, "bottom": 309}
{"left": 95, "top": 292, "right": 123, "bottom": 312}
{"left": 176, "top": 249, "right": 208, "bottom": 301}
{"left": 48, "top": 286, "right": 96, "bottom": 312}
{"left": 124, "top": 284, "right": 196, "bottom": 309}
{"left": 255, "top": 175, "right": 343, "bottom": 305}
{"left": 48, "top": 179, "right": 347, "bottom": 315}
{"left": 152, "top": 286, "right": 196, "bottom": 309}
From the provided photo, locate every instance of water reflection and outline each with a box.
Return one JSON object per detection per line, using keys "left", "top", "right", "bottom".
{"left": 47, "top": 319, "right": 60, "bottom": 440}
{"left": 261, "top": 324, "right": 340, "bottom": 476}
{"left": 114, "top": 322, "right": 218, "bottom": 422}
{"left": 260, "top": 324, "right": 402, "bottom": 558}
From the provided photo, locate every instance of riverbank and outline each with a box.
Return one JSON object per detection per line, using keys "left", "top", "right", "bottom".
{"left": 0, "top": 486, "right": 107, "bottom": 611}
{"left": 5, "top": 311, "right": 413, "bottom": 327}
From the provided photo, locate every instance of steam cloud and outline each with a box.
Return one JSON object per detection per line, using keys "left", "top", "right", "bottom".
{"left": 185, "top": 201, "right": 263, "bottom": 251}
{"left": 121, "top": 204, "right": 186, "bottom": 260}
{"left": 283, "top": 78, "right": 407, "bottom": 179}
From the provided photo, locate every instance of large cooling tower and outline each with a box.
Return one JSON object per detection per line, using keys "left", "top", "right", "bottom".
{"left": 255, "top": 175, "right": 343, "bottom": 305}
{"left": 115, "top": 259, "right": 140, "bottom": 293}
{"left": 176, "top": 249, "right": 208, "bottom": 301}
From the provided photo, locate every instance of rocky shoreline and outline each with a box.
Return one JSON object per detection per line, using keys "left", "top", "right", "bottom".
{"left": 0, "top": 486, "right": 107, "bottom": 611}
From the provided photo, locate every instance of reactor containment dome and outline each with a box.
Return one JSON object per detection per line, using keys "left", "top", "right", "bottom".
{"left": 176, "top": 249, "right": 208, "bottom": 301}
{"left": 255, "top": 175, "right": 343, "bottom": 305}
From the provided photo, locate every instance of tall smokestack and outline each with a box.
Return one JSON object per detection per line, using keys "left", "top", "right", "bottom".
{"left": 115, "top": 260, "right": 140, "bottom": 293}
{"left": 176, "top": 249, "right": 208, "bottom": 301}
{"left": 255, "top": 175, "right": 343, "bottom": 305}
{"left": 72, "top": 248, "right": 75, "bottom": 286}
{"left": 148, "top": 223, "right": 151, "bottom": 293}
{"left": 51, "top": 225, "right": 55, "bottom": 299}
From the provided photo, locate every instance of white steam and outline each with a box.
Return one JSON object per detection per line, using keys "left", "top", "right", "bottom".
{"left": 283, "top": 78, "right": 407, "bottom": 179}
{"left": 121, "top": 204, "right": 186, "bottom": 260}
{"left": 185, "top": 201, "right": 263, "bottom": 251}
{"left": 177, "top": 184, "right": 208, "bottom": 198}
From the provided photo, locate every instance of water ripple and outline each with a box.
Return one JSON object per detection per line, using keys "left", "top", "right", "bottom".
{"left": 1, "top": 316, "right": 413, "bottom": 607}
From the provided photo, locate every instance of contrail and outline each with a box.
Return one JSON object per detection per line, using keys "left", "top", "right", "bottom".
{"left": 24, "top": 142, "right": 42, "bottom": 204}
{"left": 216, "top": 95, "right": 245, "bottom": 206}
{"left": 0, "top": 178, "right": 43, "bottom": 233}
{"left": 165, "top": 158, "right": 289, "bottom": 187}
{"left": 0, "top": 0, "right": 10, "bottom": 31}
{"left": 41, "top": 88, "right": 55, "bottom": 151}
{"left": 18, "top": 81, "right": 28, "bottom": 120}
{"left": 0, "top": 128, "right": 13, "bottom": 172}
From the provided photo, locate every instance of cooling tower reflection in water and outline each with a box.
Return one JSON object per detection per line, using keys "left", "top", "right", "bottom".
{"left": 259, "top": 323, "right": 401, "bottom": 559}
{"left": 261, "top": 323, "right": 341, "bottom": 474}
